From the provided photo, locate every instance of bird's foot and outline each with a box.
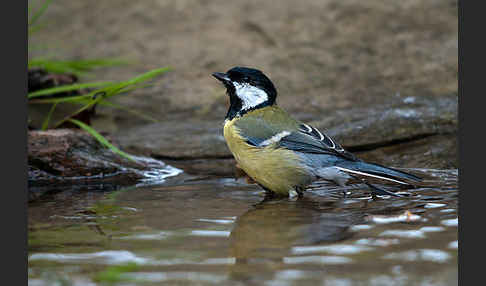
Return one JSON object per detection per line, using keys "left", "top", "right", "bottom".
{"left": 295, "top": 187, "right": 305, "bottom": 198}
{"left": 289, "top": 190, "right": 299, "bottom": 200}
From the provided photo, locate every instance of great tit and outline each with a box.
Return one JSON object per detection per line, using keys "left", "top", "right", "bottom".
{"left": 212, "top": 66, "right": 421, "bottom": 198}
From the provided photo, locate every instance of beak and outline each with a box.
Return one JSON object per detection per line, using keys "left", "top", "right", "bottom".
{"left": 212, "top": 72, "right": 231, "bottom": 83}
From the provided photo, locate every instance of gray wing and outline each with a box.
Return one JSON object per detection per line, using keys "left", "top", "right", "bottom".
{"left": 278, "top": 123, "right": 359, "bottom": 161}
{"left": 234, "top": 118, "right": 358, "bottom": 162}
{"left": 233, "top": 116, "right": 291, "bottom": 147}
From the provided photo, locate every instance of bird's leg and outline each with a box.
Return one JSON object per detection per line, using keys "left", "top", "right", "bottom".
{"left": 295, "top": 186, "right": 305, "bottom": 198}
{"left": 333, "top": 181, "right": 348, "bottom": 198}
{"left": 341, "top": 188, "right": 348, "bottom": 198}
{"left": 371, "top": 192, "right": 378, "bottom": 201}
{"left": 257, "top": 183, "right": 275, "bottom": 199}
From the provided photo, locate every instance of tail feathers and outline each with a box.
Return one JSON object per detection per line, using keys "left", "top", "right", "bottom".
{"left": 336, "top": 161, "right": 422, "bottom": 186}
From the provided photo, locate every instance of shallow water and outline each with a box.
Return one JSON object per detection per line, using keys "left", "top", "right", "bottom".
{"left": 28, "top": 168, "right": 458, "bottom": 286}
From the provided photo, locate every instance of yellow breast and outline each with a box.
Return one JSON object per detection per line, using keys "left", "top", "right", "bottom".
{"left": 223, "top": 118, "right": 311, "bottom": 195}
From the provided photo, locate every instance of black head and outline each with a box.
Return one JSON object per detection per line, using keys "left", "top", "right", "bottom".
{"left": 212, "top": 67, "right": 277, "bottom": 120}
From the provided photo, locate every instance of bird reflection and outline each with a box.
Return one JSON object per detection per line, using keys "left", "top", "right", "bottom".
{"left": 227, "top": 194, "right": 363, "bottom": 283}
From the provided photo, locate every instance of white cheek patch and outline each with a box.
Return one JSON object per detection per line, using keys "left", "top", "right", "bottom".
{"left": 259, "top": 131, "right": 291, "bottom": 147}
{"left": 233, "top": 82, "right": 269, "bottom": 110}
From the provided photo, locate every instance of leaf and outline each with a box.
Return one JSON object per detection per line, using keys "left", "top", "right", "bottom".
{"left": 68, "top": 119, "right": 134, "bottom": 161}
{"left": 28, "top": 0, "right": 53, "bottom": 27}
{"left": 98, "top": 100, "right": 159, "bottom": 123}
{"left": 30, "top": 67, "right": 170, "bottom": 131}
{"left": 28, "top": 81, "right": 114, "bottom": 99}
{"left": 41, "top": 102, "right": 57, "bottom": 130}
{"left": 100, "top": 67, "right": 171, "bottom": 99}
{"left": 28, "top": 93, "right": 96, "bottom": 104}
{"left": 123, "top": 67, "right": 171, "bottom": 85}
{"left": 53, "top": 94, "right": 103, "bottom": 128}
{"left": 28, "top": 23, "right": 48, "bottom": 35}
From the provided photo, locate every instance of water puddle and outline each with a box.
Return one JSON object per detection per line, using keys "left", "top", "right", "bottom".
{"left": 28, "top": 168, "right": 458, "bottom": 285}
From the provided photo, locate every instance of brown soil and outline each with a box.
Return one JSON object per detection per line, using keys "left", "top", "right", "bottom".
{"left": 29, "top": 0, "right": 457, "bottom": 131}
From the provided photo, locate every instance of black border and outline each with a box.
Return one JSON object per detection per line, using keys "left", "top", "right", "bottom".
{"left": 457, "top": 0, "right": 462, "bottom": 283}
{"left": 18, "top": 1, "right": 463, "bottom": 285}
{"left": 458, "top": 0, "right": 481, "bottom": 285}
{"left": 3, "top": 0, "right": 28, "bottom": 285}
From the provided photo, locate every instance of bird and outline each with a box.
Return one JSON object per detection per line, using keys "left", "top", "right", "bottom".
{"left": 212, "top": 66, "right": 422, "bottom": 198}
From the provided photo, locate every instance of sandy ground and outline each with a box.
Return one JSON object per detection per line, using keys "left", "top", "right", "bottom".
{"left": 28, "top": 0, "right": 457, "bottom": 130}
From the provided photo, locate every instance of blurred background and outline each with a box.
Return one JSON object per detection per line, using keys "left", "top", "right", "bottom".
{"left": 28, "top": 0, "right": 457, "bottom": 131}
{"left": 27, "top": 2, "right": 459, "bottom": 285}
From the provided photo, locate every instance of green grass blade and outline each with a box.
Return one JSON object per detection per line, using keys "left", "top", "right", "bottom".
{"left": 123, "top": 67, "right": 171, "bottom": 86}
{"left": 99, "top": 100, "right": 159, "bottom": 123}
{"left": 53, "top": 95, "right": 102, "bottom": 128}
{"left": 68, "top": 119, "right": 134, "bottom": 161}
{"left": 28, "top": 81, "right": 138, "bottom": 104}
{"left": 103, "top": 83, "right": 155, "bottom": 96}
{"left": 28, "top": 93, "right": 96, "bottom": 104}
{"left": 41, "top": 102, "right": 58, "bottom": 130}
{"left": 27, "top": 82, "right": 146, "bottom": 104}
{"left": 28, "top": 0, "right": 53, "bottom": 27}
{"left": 28, "top": 67, "right": 168, "bottom": 102}
{"left": 101, "top": 67, "right": 170, "bottom": 100}
{"left": 28, "top": 81, "right": 114, "bottom": 99}
{"left": 28, "top": 23, "right": 48, "bottom": 35}
{"left": 30, "top": 67, "right": 170, "bottom": 129}
{"left": 43, "top": 97, "right": 159, "bottom": 123}
{"left": 28, "top": 85, "right": 107, "bottom": 104}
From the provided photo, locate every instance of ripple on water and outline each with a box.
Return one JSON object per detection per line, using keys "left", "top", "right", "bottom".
{"left": 265, "top": 270, "right": 319, "bottom": 286}
{"left": 350, "top": 224, "right": 374, "bottom": 231}
{"left": 190, "top": 230, "right": 231, "bottom": 237}
{"left": 383, "top": 249, "right": 451, "bottom": 263}
{"left": 419, "top": 226, "right": 445, "bottom": 233}
{"left": 379, "top": 230, "right": 426, "bottom": 239}
{"left": 291, "top": 244, "right": 374, "bottom": 255}
{"left": 29, "top": 251, "right": 149, "bottom": 265}
{"left": 132, "top": 155, "right": 183, "bottom": 186}
{"left": 123, "top": 272, "right": 228, "bottom": 283}
{"left": 117, "top": 231, "right": 173, "bottom": 240}
{"left": 448, "top": 241, "right": 458, "bottom": 249}
{"left": 28, "top": 167, "right": 458, "bottom": 285}
{"left": 424, "top": 203, "right": 447, "bottom": 209}
{"left": 284, "top": 255, "right": 353, "bottom": 265}
{"left": 29, "top": 251, "right": 236, "bottom": 266}
{"left": 274, "top": 270, "right": 311, "bottom": 280}
{"left": 29, "top": 278, "right": 97, "bottom": 286}
{"left": 441, "top": 218, "right": 458, "bottom": 227}
{"left": 355, "top": 238, "right": 400, "bottom": 247}
{"left": 367, "top": 211, "right": 422, "bottom": 224}
{"left": 196, "top": 218, "right": 235, "bottom": 224}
